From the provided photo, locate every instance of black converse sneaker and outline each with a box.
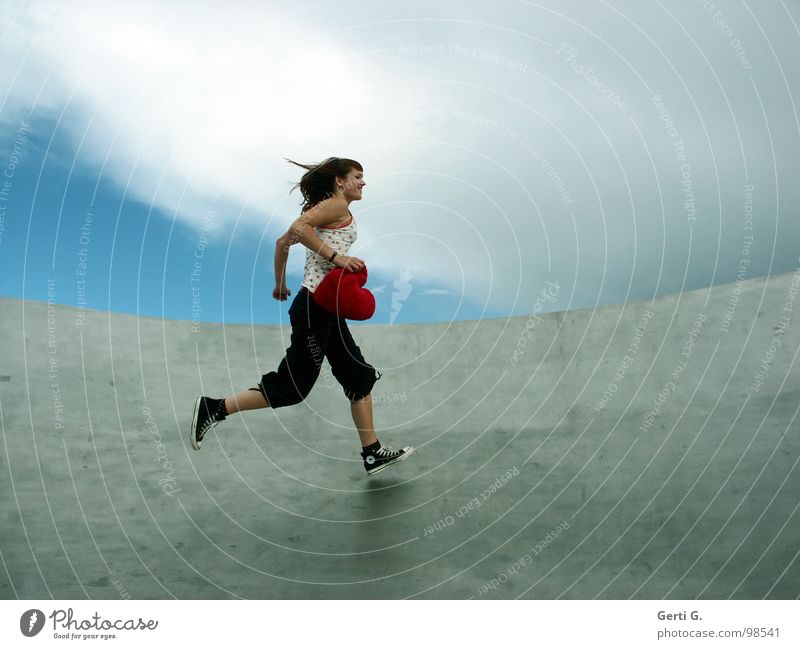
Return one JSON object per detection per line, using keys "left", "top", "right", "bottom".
{"left": 190, "top": 396, "right": 227, "bottom": 450}
{"left": 361, "top": 442, "right": 414, "bottom": 475}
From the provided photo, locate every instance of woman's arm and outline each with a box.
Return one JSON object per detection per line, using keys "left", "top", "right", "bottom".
{"left": 278, "top": 198, "right": 365, "bottom": 275}
{"left": 271, "top": 204, "right": 335, "bottom": 299}
{"left": 272, "top": 203, "right": 335, "bottom": 300}
{"left": 293, "top": 223, "right": 364, "bottom": 273}
{"left": 285, "top": 198, "right": 345, "bottom": 259}
{"left": 273, "top": 237, "right": 291, "bottom": 300}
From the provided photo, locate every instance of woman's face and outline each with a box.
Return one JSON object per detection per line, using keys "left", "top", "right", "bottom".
{"left": 337, "top": 168, "right": 366, "bottom": 201}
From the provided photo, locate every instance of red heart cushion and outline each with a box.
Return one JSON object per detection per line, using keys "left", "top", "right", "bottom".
{"left": 311, "top": 265, "right": 376, "bottom": 320}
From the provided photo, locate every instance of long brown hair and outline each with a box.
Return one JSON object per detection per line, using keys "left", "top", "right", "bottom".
{"left": 285, "top": 156, "right": 363, "bottom": 212}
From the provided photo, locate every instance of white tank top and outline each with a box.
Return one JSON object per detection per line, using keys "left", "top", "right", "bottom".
{"left": 301, "top": 214, "right": 358, "bottom": 292}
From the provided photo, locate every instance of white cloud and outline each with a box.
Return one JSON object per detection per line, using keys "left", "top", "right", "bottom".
{"left": 0, "top": 0, "right": 431, "bottom": 226}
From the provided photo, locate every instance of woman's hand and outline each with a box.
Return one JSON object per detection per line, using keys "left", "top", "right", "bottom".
{"left": 333, "top": 254, "right": 365, "bottom": 272}
{"left": 273, "top": 285, "right": 292, "bottom": 301}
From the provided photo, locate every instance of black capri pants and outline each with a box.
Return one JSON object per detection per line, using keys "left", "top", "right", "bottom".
{"left": 255, "top": 286, "right": 382, "bottom": 408}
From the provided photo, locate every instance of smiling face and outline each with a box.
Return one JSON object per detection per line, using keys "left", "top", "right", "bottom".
{"left": 336, "top": 167, "right": 366, "bottom": 202}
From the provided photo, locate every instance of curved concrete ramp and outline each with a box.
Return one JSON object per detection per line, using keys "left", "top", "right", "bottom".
{"left": 1, "top": 270, "right": 799, "bottom": 599}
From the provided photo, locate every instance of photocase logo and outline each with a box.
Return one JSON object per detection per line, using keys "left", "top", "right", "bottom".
{"left": 371, "top": 268, "right": 414, "bottom": 325}
{"left": 390, "top": 269, "right": 413, "bottom": 325}
{"left": 20, "top": 609, "right": 45, "bottom": 637}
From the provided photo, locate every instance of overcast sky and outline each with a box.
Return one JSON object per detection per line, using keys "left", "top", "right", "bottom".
{"left": 1, "top": 0, "right": 798, "bottom": 323}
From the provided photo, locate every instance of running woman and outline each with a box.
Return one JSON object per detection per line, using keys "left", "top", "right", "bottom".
{"left": 190, "top": 157, "right": 414, "bottom": 475}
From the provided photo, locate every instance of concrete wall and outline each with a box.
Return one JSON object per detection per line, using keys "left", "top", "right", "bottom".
{"left": 1, "top": 269, "right": 798, "bottom": 598}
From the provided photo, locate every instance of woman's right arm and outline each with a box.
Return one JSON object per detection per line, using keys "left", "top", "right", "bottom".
{"left": 280, "top": 199, "right": 365, "bottom": 272}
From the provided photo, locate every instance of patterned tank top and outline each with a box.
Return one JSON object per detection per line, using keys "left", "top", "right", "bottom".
{"left": 302, "top": 213, "right": 358, "bottom": 292}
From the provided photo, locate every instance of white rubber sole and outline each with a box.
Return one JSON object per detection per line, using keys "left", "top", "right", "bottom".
{"left": 190, "top": 396, "right": 203, "bottom": 450}
{"left": 366, "top": 446, "right": 415, "bottom": 475}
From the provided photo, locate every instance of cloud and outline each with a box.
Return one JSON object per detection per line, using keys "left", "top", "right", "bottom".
{"left": 0, "top": 0, "right": 432, "bottom": 226}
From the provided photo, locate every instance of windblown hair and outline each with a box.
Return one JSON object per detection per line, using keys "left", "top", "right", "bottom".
{"left": 285, "top": 156, "right": 363, "bottom": 212}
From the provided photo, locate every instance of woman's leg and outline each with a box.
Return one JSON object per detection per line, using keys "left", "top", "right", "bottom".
{"left": 255, "top": 288, "right": 329, "bottom": 409}
{"left": 220, "top": 288, "right": 322, "bottom": 416}
{"left": 325, "top": 319, "right": 382, "bottom": 445}
{"left": 325, "top": 320, "right": 413, "bottom": 474}
{"left": 224, "top": 388, "right": 269, "bottom": 415}
{"left": 350, "top": 395, "right": 378, "bottom": 447}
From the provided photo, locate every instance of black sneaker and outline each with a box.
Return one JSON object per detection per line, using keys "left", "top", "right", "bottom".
{"left": 190, "top": 396, "right": 226, "bottom": 450}
{"left": 361, "top": 444, "right": 414, "bottom": 475}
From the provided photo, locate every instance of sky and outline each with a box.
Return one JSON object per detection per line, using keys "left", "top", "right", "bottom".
{"left": 0, "top": 0, "right": 798, "bottom": 325}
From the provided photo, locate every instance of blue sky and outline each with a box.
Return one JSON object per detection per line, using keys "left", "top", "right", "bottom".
{"left": 1, "top": 0, "right": 799, "bottom": 325}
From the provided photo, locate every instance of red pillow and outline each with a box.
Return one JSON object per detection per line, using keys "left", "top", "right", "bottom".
{"left": 311, "top": 265, "right": 376, "bottom": 320}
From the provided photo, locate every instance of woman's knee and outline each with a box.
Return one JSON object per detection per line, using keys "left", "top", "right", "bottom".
{"left": 341, "top": 366, "right": 382, "bottom": 402}
{"left": 258, "top": 372, "right": 316, "bottom": 408}
{"left": 283, "top": 379, "right": 315, "bottom": 405}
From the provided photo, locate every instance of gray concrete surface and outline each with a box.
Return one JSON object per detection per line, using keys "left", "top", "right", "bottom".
{"left": 1, "top": 269, "right": 799, "bottom": 599}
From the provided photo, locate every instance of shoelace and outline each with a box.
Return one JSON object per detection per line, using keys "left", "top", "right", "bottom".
{"left": 200, "top": 410, "right": 221, "bottom": 437}
{"left": 376, "top": 446, "right": 401, "bottom": 458}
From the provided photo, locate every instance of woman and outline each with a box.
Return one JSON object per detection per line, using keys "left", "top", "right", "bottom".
{"left": 189, "top": 157, "right": 413, "bottom": 476}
